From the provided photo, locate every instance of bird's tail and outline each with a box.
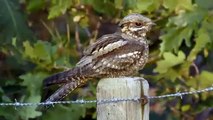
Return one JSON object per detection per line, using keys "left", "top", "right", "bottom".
{"left": 43, "top": 66, "right": 93, "bottom": 103}
{"left": 44, "top": 79, "right": 86, "bottom": 103}
{"left": 43, "top": 67, "right": 86, "bottom": 87}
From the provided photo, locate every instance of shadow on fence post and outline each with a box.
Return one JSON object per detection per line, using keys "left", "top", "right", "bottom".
{"left": 97, "top": 77, "right": 149, "bottom": 120}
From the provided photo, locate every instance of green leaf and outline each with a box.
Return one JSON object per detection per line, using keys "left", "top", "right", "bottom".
{"left": 23, "top": 41, "right": 36, "bottom": 59}
{"left": 160, "top": 8, "right": 207, "bottom": 53}
{"left": 123, "top": 0, "right": 138, "bottom": 9}
{"left": 19, "top": 72, "right": 46, "bottom": 96}
{"left": 202, "top": 15, "right": 213, "bottom": 44}
{"left": 136, "top": 0, "right": 160, "bottom": 12}
{"left": 163, "top": 0, "right": 193, "bottom": 11}
{"left": 18, "top": 95, "right": 42, "bottom": 120}
{"left": 82, "top": 0, "right": 116, "bottom": 16}
{"left": 157, "top": 69, "right": 180, "bottom": 81}
{"left": 12, "top": 37, "right": 17, "bottom": 47}
{"left": 23, "top": 41, "right": 55, "bottom": 66}
{"left": 160, "top": 27, "right": 193, "bottom": 52}
{"left": 43, "top": 104, "right": 88, "bottom": 120}
{"left": 163, "top": 0, "right": 177, "bottom": 11}
{"left": 48, "top": 0, "right": 73, "bottom": 19}
{"left": 19, "top": 72, "right": 46, "bottom": 119}
{"left": 0, "top": 107, "right": 19, "bottom": 120}
{"left": 187, "top": 28, "right": 211, "bottom": 61}
{"left": 168, "top": 8, "right": 206, "bottom": 28}
{"left": 114, "top": 0, "right": 123, "bottom": 9}
{"left": 33, "top": 41, "right": 51, "bottom": 61}
{"left": 0, "top": 0, "right": 33, "bottom": 46}
{"left": 26, "top": 0, "right": 45, "bottom": 12}
{"left": 196, "top": 0, "right": 213, "bottom": 10}
{"left": 197, "top": 71, "right": 213, "bottom": 87}
{"left": 181, "top": 105, "right": 191, "bottom": 112}
{"left": 75, "top": 14, "right": 89, "bottom": 28}
{"left": 155, "top": 51, "right": 186, "bottom": 73}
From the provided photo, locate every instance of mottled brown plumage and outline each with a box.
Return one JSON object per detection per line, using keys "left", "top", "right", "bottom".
{"left": 43, "top": 13, "right": 155, "bottom": 104}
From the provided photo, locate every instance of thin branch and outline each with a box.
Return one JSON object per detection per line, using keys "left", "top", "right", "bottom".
{"left": 75, "top": 23, "right": 83, "bottom": 57}
{"left": 66, "top": 23, "right": 70, "bottom": 47}
{"left": 90, "top": 20, "right": 101, "bottom": 44}
{"left": 191, "top": 62, "right": 200, "bottom": 76}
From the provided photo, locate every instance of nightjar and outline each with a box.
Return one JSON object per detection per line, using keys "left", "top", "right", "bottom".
{"left": 43, "top": 13, "right": 155, "bottom": 104}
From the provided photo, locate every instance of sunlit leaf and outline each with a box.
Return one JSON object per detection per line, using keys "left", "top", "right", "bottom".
{"left": 160, "top": 27, "right": 193, "bottom": 52}
{"left": 34, "top": 41, "right": 51, "bottom": 61}
{"left": 187, "top": 28, "right": 211, "bottom": 61}
{"left": 157, "top": 69, "right": 180, "bottom": 81}
{"left": 12, "top": 37, "right": 17, "bottom": 47}
{"left": 155, "top": 51, "right": 186, "bottom": 73}
{"left": 181, "top": 105, "right": 191, "bottom": 112}
{"left": 136, "top": 0, "right": 160, "bottom": 12}
{"left": 160, "top": 8, "right": 207, "bottom": 53}
{"left": 48, "top": 0, "right": 73, "bottom": 19}
{"left": 197, "top": 71, "right": 213, "bottom": 88}
{"left": 114, "top": 0, "right": 123, "bottom": 9}
{"left": 202, "top": 15, "right": 213, "bottom": 44}
{"left": 168, "top": 8, "right": 206, "bottom": 28}
{"left": 23, "top": 41, "right": 55, "bottom": 66}
{"left": 163, "top": 0, "right": 193, "bottom": 11}
{"left": 23, "top": 41, "right": 36, "bottom": 59}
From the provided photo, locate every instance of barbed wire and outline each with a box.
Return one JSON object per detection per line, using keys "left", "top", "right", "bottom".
{"left": 0, "top": 86, "right": 212, "bottom": 107}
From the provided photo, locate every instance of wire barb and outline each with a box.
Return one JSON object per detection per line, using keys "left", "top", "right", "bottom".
{"left": 0, "top": 86, "right": 212, "bottom": 107}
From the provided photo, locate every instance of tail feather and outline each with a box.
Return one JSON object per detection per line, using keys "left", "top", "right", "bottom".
{"left": 38, "top": 66, "right": 93, "bottom": 110}
{"left": 38, "top": 77, "right": 88, "bottom": 110}
{"left": 44, "top": 71, "right": 70, "bottom": 87}
{"left": 37, "top": 79, "right": 85, "bottom": 111}
{"left": 44, "top": 67, "right": 82, "bottom": 87}
{"left": 45, "top": 81, "right": 80, "bottom": 102}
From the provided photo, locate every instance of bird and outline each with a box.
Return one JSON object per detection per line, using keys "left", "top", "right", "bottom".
{"left": 43, "top": 13, "right": 155, "bottom": 104}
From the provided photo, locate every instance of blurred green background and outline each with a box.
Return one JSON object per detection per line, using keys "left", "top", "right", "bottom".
{"left": 0, "top": 0, "right": 213, "bottom": 120}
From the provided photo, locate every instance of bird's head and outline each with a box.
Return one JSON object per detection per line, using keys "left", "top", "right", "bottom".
{"left": 119, "top": 13, "right": 155, "bottom": 39}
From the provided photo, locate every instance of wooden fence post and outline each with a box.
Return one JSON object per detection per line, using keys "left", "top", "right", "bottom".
{"left": 97, "top": 77, "right": 149, "bottom": 120}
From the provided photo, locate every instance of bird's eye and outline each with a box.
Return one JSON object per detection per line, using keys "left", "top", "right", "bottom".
{"left": 135, "top": 22, "right": 143, "bottom": 27}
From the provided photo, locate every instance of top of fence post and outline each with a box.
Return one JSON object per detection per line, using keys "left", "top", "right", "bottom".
{"left": 96, "top": 77, "right": 149, "bottom": 120}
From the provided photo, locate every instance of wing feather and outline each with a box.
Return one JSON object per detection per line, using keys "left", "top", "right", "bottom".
{"left": 76, "top": 33, "right": 127, "bottom": 67}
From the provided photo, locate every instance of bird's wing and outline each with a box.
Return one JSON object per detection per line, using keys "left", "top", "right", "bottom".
{"left": 76, "top": 33, "right": 128, "bottom": 67}
{"left": 43, "top": 33, "right": 125, "bottom": 87}
{"left": 91, "top": 39, "right": 147, "bottom": 75}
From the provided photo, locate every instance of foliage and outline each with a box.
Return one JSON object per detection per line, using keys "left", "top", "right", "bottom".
{"left": 0, "top": 0, "right": 212, "bottom": 120}
{"left": 0, "top": 0, "right": 34, "bottom": 46}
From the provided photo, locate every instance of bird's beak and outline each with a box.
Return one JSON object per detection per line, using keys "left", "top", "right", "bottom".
{"left": 149, "top": 22, "right": 156, "bottom": 26}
